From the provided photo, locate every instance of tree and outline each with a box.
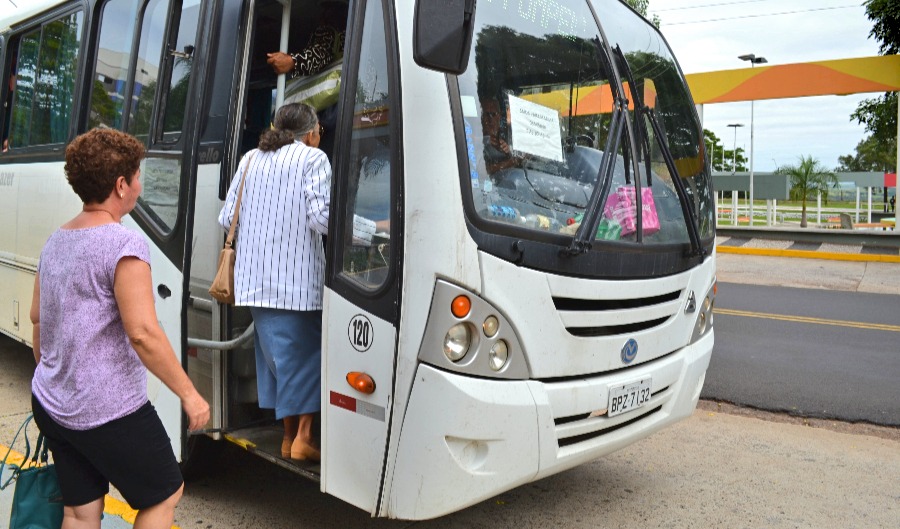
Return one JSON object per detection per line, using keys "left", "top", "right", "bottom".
{"left": 624, "top": 0, "right": 661, "bottom": 27}
{"left": 776, "top": 156, "right": 839, "bottom": 228}
{"left": 846, "top": 1, "right": 899, "bottom": 172}
{"left": 864, "top": 0, "right": 899, "bottom": 55}
{"left": 703, "top": 128, "right": 747, "bottom": 173}
{"left": 836, "top": 135, "right": 895, "bottom": 172}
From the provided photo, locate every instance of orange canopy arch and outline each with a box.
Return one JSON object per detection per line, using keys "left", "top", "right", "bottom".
{"left": 685, "top": 55, "right": 900, "bottom": 104}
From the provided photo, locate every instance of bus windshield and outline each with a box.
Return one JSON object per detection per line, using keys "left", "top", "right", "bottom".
{"left": 456, "top": 0, "right": 714, "bottom": 247}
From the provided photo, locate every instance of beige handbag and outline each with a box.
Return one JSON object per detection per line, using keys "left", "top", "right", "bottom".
{"left": 209, "top": 154, "right": 253, "bottom": 304}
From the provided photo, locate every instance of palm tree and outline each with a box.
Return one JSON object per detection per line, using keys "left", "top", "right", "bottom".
{"left": 776, "top": 155, "right": 839, "bottom": 228}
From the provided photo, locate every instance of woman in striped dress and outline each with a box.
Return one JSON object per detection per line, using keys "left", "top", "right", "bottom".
{"left": 218, "top": 103, "right": 328, "bottom": 461}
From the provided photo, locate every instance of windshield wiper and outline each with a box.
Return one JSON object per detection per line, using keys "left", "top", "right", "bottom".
{"left": 613, "top": 47, "right": 705, "bottom": 258}
{"left": 644, "top": 108, "right": 705, "bottom": 257}
{"left": 563, "top": 39, "right": 629, "bottom": 256}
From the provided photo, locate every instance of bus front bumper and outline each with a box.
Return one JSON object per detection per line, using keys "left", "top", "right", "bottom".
{"left": 386, "top": 331, "right": 713, "bottom": 520}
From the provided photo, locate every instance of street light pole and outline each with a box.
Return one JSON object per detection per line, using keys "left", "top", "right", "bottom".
{"left": 726, "top": 123, "right": 743, "bottom": 225}
{"left": 726, "top": 123, "right": 744, "bottom": 173}
{"left": 739, "top": 53, "right": 767, "bottom": 227}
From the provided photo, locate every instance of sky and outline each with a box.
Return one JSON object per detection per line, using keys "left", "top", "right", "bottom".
{"left": 649, "top": 0, "right": 884, "bottom": 172}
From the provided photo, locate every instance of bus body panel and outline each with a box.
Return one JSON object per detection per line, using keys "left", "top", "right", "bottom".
{"left": 389, "top": 364, "right": 540, "bottom": 520}
{"left": 321, "top": 288, "right": 397, "bottom": 513}
{"left": 0, "top": 161, "right": 81, "bottom": 344}
{"left": 374, "top": 7, "right": 485, "bottom": 510}
{"left": 0, "top": 0, "right": 66, "bottom": 32}
{"left": 125, "top": 214, "right": 188, "bottom": 461}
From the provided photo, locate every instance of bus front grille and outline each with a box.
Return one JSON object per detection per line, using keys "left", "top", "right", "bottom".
{"left": 552, "top": 290, "right": 683, "bottom": 337}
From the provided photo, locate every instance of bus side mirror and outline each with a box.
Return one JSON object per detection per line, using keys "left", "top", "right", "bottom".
{"left": 413, "top": 0, "right": 476, "bottom": 75}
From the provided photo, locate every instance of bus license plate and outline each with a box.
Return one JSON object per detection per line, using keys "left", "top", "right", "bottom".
{"left": 608, "top": 378, "right": 652, "bottom": 417}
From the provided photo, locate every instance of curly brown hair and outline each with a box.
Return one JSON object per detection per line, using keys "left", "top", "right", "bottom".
{"left": 64, "top": 129, "right": 145, "bottom": 204}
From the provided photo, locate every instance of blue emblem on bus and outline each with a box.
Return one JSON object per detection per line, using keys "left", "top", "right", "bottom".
{"left": 621, "top": 339, "right": 638, "bottom": 364}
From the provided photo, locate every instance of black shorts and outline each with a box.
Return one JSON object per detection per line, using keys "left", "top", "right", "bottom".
{"left": 31, "top": 394, "right": 183, "bottom": 509}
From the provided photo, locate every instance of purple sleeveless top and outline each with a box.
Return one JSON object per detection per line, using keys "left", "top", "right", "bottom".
{"left": 32, "top": 223, "right": 151, "bottom": 430}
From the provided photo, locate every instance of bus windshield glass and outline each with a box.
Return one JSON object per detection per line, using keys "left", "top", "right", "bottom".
{"left": 456, "top": 0, "right": 714, "bottom": 246}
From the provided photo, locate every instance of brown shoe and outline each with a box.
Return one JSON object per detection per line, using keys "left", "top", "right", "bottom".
{"left": 281, "top": 437, "right": 293, "bottom": 459}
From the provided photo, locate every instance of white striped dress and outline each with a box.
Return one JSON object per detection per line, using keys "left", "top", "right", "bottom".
{"left": 217, "top": 143, "right": 330, "bottom": 311}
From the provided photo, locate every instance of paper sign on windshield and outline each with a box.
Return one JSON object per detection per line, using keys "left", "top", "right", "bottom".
{"left": 507, "top": 94, "right": 564, "bottom": 162}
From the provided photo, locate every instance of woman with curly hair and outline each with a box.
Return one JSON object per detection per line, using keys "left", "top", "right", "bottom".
{"left": 30, "top": 128, "right": 210, "bottom": 529}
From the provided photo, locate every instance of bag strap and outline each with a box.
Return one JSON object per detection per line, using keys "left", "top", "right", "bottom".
{"left": 0, "top": 414, "right": 34, "bottom": 490}
{"left": 33, "top": 434, "right": 50, "bottom": 465}
{"left": 225, "top": 152, "right": 255, "bottom": 249}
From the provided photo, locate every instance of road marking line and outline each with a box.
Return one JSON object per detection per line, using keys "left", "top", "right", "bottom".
{"left": 714, "top": 308, "right": 900, "bottom": 332}
{"left": 0, "top": 443, "right": 180, "bottom": 529}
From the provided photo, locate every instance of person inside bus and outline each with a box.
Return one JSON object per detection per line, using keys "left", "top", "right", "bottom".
{"left": 217, "top": 102, "right": 330, "bottom": 462}
{"left": 2, "top": 55, "right": 16, "bottom": 152}
{"left": 266, "top": 0, "right": 348, "bottom": 158}
{"left": 480, "top": 96, "right": 519, "bottom": 174}
{"left": 30, "top": 128, "right": 210, "bottom": 529}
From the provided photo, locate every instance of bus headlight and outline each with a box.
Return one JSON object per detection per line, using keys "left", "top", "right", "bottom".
{"left": 488, "top": 340, "right": 509, "bottom": 371}
{"left": 698, "top": 297, "right": 711, "bottom": 334}
{"left": 689, "top": 280, "right": 716, "bottom": 344}
{"left": 421, "top": 280, "right": 529, "bottom": 379}
{"left": 444, "top": 323, "right": 472, "bottom": 362}
{"left": 483, "top": 315, "right": 499, "bottom": 337}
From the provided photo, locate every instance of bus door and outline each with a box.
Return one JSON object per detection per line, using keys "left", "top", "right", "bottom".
{"left": 322, "top": 0, "right": 402, "bottom": 513}
{"left": 89, "top": 0, "right": 206, "bottom": 457}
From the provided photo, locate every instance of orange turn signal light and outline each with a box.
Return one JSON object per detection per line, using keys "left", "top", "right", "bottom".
{"left": 451, "top": 295, "right": 471, "bottom": 318}
{"left": 346, "top": 372, "right": 376, "bottom": 394}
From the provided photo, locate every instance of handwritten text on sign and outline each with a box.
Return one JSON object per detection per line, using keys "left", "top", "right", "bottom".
{"left": 507, "top": 94, "right": 563, "bottom": 162}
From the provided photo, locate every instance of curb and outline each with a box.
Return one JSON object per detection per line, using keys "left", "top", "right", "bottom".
{"left": 717, "top": 245, "right": 900, "bottom": 263}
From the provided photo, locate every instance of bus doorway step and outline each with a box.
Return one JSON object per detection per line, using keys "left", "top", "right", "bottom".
{"left": 224, "top": 425, "right": 321, "bottom": 481}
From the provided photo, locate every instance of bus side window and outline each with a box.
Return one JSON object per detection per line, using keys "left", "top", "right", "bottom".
{"left": 338, "top": 0, "right": 394, "bottom": 290}
{"left": 127, "top": 0, "right": 198, "bottom": 144}
{"left": 7, "top": 10, "right": 83, "bottom": 149}
{"left": 2, "top": 43, "right": 15, "bottom": 153}
{"left": 159, "top": 0, "right": 200, "bottom": 142}
{"left": 89, "top": 0, "right": 140, "bottom": 130}
{"left": 128, "top": 0, "right": 170, "bottom": 142}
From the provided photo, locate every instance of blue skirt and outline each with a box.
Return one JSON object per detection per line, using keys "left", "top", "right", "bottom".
{"left": 249, "top": 307, "right": 322, "bottom": 418}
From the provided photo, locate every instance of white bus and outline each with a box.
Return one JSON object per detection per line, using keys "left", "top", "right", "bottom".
{"left": 0, "top": 0, "right": 716, "bottom": 519}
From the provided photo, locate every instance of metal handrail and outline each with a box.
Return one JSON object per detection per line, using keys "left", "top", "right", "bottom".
{"left": 187, "top": 323, "right": 255, "bottom": 351}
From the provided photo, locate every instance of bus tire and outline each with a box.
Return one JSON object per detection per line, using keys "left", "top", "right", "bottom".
{"left": 180, "top": 433, "right": 225, "bottom": 481}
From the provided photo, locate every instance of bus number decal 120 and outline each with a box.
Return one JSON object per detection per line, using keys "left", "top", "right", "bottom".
{"left": 348, "top": 314, "right": 373, "bottom": 352}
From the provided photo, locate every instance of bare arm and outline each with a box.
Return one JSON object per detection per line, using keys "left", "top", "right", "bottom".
{"left": 30, "top": 273, "right": 40, "bottom": 364}
{"left": 114, "top": 257, "right": 210, "bottom": 430}
{"left": 266, "top": 52, "right": 295, "bottom": 75}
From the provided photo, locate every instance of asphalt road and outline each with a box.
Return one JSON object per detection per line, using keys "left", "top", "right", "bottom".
{"left": 705, "top": 281, "right": 900, "bottom": 425}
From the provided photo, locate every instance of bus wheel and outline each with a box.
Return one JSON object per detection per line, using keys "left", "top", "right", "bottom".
{"left": 181, "top": 433, "right": 225, "bottom": 481}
